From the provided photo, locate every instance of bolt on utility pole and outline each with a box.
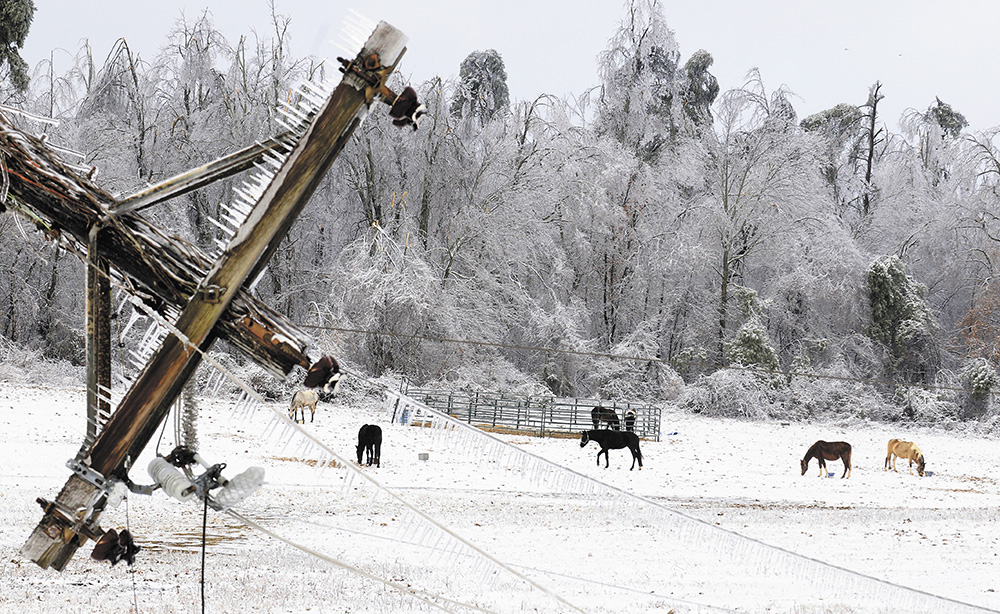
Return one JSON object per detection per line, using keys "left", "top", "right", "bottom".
{"left": 19, "top": 20, "right": 413, "bottom": 571}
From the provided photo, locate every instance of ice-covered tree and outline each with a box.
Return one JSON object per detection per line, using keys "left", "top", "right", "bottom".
{"left": 72, "top": 38, "right": 157, "bottom": 196}
{"left": 697, "top": 70, "right": 820, "bottom": 359}
{"left": 866, "top": 255, "right": 940, "bottom": 383}
{"left": 900, "top": 96, "right": 969, "bottom": 184}
{"left": 596, "top": 0, "right": 684, "bottom": 160}
{"left": 680, "top": 49, "right": 719, "bottom": 129}
{"left": 0, "top": 0, "right": 34, "bottom": 93}
{"left": 801, "top": 102, "right": 865, "bottom": 218}
{"left": 857, "top": 82, "right": 886, "bottom": 219}
{"left": 449, "top": 49, "right": 509, "bottom": 121}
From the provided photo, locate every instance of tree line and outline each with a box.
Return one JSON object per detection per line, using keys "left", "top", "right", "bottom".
{"left": 2, "top": 1, "right": 999, "bottom": 424}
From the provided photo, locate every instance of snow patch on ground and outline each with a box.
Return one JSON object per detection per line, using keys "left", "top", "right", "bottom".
{"left": 1, "top": 382, "right": 998, "bottom": 613}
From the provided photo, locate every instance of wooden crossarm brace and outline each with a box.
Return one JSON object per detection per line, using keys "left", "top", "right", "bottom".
{"left": 111, "top": 131, "right": 294, "bottom": 216}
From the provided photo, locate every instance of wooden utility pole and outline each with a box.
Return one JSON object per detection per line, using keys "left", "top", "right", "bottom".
{"left": 19, "top": 21, "right": 410, "bottom": 571}
{"left": 78, "top": 227, "right": 112, "bottom": 460}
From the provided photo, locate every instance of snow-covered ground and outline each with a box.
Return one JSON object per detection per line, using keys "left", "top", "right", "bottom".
{"left": 1, "top": 381, "right": 998, "bottom": 613}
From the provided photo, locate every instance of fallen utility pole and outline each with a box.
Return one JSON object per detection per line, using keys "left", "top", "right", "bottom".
{"left": 18, "top": 20, "right": 412, "bottom": 571}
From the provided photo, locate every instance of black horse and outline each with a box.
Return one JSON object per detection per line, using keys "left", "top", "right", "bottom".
{"left": 591, "top": 406, "right": 621, "bottom": 430}
{"left": 580, "top": 429, "right": 642, "bottom": 470}
{"left": 357, "top": 424, "right": 382, "bottom": 467}
{"left": 800, "top": 440, "right": 851, "bottom": 479}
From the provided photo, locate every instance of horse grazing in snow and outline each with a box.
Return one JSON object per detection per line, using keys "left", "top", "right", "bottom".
{"left": 590, "top": 406, "right": 620, "bottom": 430}
{"left": 288, "top": 389, "right": 319, "bottom": 424}
{"left": 580, "top": 429, "right": 642, "bottom": 470}
{"left": 885, "top": 439, "right": 926, "bottom": 476}
{"left": 800, "top": 440, "right": 852, "bottom": 479}
{"left": 357, "top": 424, "right": 382, "bottom": 467}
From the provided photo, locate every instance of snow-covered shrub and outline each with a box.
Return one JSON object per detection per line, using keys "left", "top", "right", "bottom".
{"left": 784, "top": 366, "right": 891, "bottom": 423}
{"left": 960, "top": 357, "right": 996, "bottom": 419}
{"left": 205, "top": 352, "right": 293, "bottom": 402}
{"left": 426, "top": 355, "right": 550, "bottom": 397}
{"left": 672, "top": 345, "right": 709, "bottom": 381}
{"left": 591, "top": 326, "right": 685, "bottom": 402}
{"left": 961, "top": 357, "right": 996, "bottom": 399}
{"left": 894, "top": 385, "right": 960, "bottom": 426}
{"left": 726, "top": 316, "right": 780, "bottom": 373}
{"left": 679, "top": 369, "right": 780, "bottom": 420}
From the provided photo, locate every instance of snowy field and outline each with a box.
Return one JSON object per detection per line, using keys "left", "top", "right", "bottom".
{"left": 1, "top": 381, "right": 999, "bottom": 613}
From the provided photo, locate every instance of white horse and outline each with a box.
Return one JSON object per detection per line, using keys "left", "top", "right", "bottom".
{"left": 289, "top": 389, "right": 319, "bottom": 423}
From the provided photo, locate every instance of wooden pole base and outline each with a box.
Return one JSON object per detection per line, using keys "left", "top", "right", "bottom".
{"left": 20, "top": 475, "right": 106, "bottom": 571}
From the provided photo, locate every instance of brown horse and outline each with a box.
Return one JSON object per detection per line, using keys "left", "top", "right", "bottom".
{"left": 800, "top": 440, "right": 852, "bottom": 478}
{"left": 885, "top": 439, "right": 926, "bottom": 476}
{"left": 591, "top": 406, "right": 621, "bottom": 430}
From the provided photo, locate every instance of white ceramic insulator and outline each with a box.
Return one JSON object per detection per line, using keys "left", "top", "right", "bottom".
{"left": 105, "top": 481, "right": 129, "bottom": 508}
{"left": 212, "top": 466, "right": 265, "bottom": 510}
{"left": 148, "top": 457, "right": 196, "bottom": 502}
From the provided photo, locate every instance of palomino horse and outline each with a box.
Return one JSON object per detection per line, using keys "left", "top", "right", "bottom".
{"left": 590, "top": 406, "right": 621, "bottom": 430}
{"left": 580, "top": 429, "right": 642, "bottom": 470}
{"left": 884, "top": 438, "right": 926, "bottom": 476}
{"left": 800, "top": 440, "right": 852, "bottom": 478}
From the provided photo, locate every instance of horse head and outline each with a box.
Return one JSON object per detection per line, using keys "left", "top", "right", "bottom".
{"left": 580, "top": 431, "right": 590, "bottom": 447}
{"left": 917, "top": 454, "right": 926, "bottom": 476}
{"left": 800, "top": 458, "right": 808, "bottom": 475}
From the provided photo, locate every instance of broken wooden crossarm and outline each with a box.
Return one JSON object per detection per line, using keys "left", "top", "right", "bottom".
{"left": 0, "top": 114, "right": 312, "bottom": 376}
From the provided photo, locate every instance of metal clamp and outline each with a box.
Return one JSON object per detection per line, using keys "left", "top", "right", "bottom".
{"left": 196, "top": 284, "right": 226, "bottom": 303}
{"left": 66, "top": 459, "right": 111, "bottom": 491}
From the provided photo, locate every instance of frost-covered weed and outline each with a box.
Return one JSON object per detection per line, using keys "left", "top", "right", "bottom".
{"left": 0, "top": 337, "right": 82, "bottom": 386}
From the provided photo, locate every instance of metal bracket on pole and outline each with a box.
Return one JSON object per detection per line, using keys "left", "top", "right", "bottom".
{"left": 196, "top": 284, "right": 227, "bottom": 304}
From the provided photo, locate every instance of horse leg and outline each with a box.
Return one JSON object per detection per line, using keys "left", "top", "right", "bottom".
{"left": 843, "top": 452, "right": 852, "bottom": 479}
{"left": 374, "top": 442, "right": 381, "bottom": 468}
{"left": 600, "top": 448, "right": 609, "bottom": 468}
{"left": 817, "top": 458, "right": 825, "bottom": 477}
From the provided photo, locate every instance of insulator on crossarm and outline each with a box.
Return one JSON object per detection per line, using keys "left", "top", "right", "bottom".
{"left": 148, "top": 457, "right": 196, "bottom": 502}
{"left": 211, "top": 466, "right": 265, "bottom": 510}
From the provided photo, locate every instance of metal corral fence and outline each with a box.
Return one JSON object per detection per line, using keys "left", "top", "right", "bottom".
{"left": 396, "top": 383, "right": 662, "bottom": 441}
